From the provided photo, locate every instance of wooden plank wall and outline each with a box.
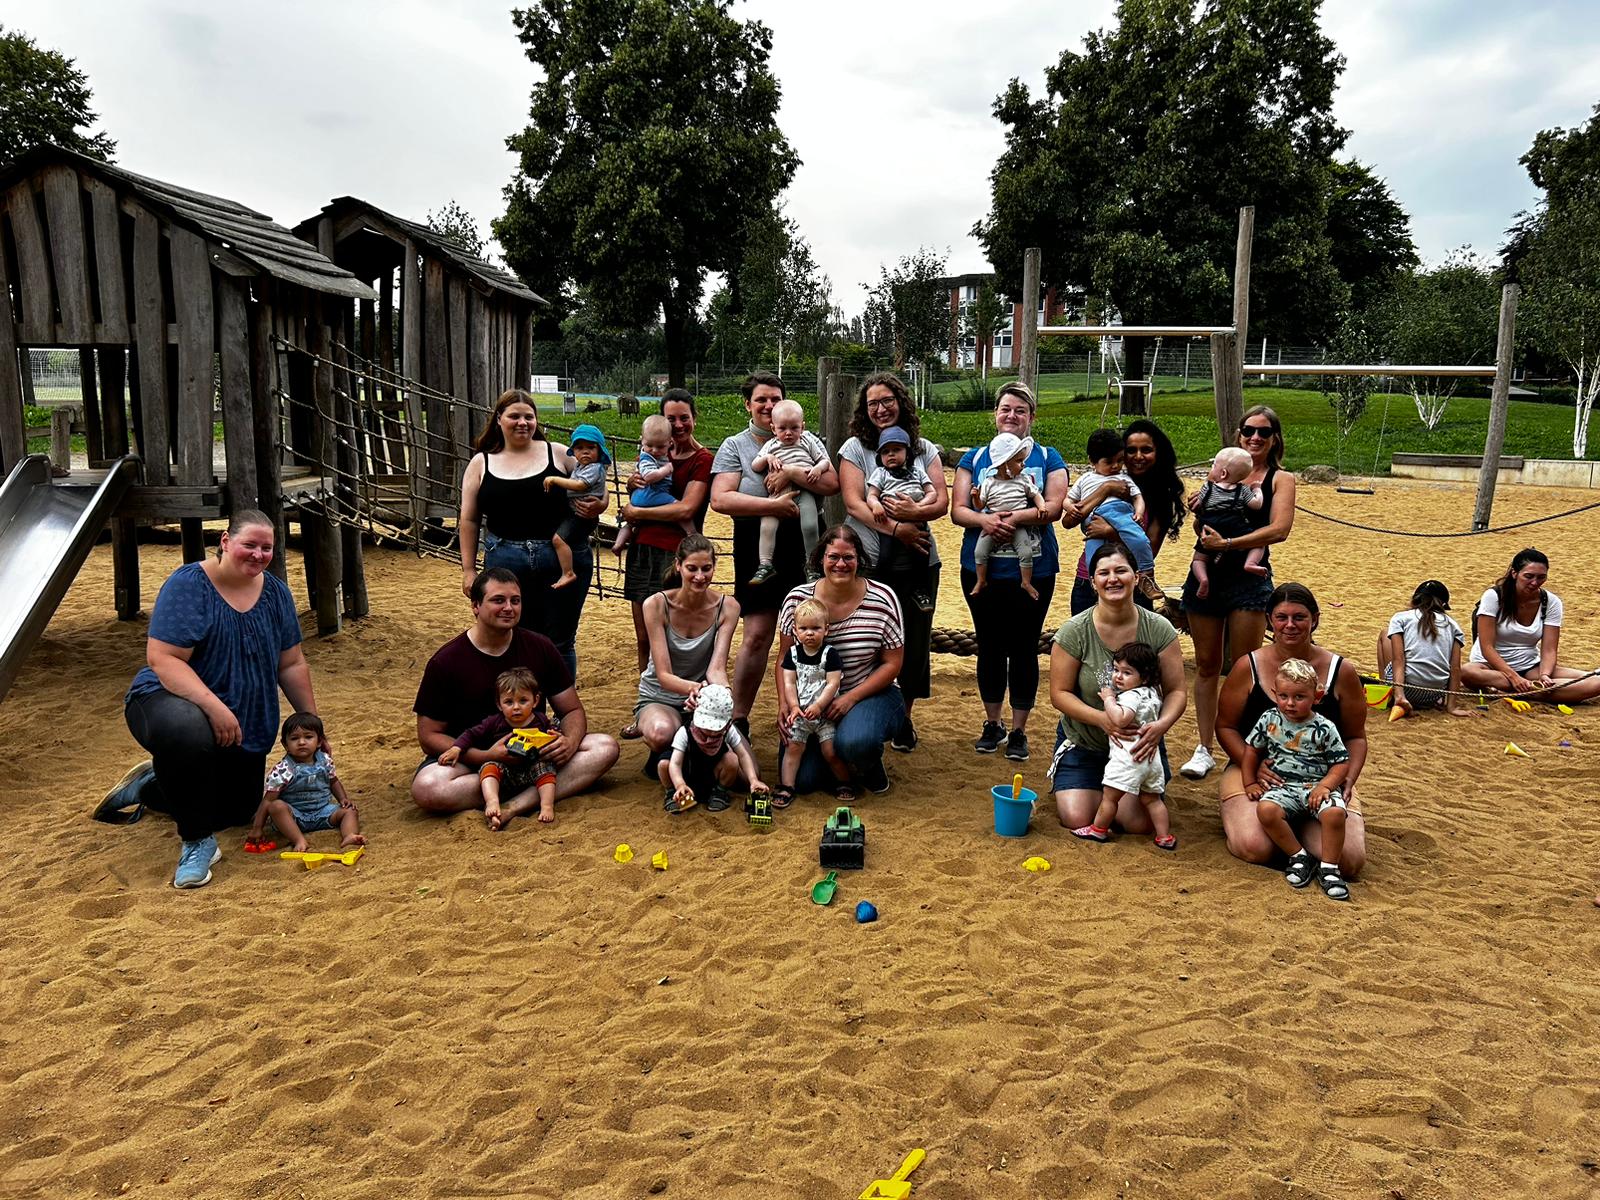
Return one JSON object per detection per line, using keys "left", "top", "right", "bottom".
{"left": 167, "top": 228, "right": 215, "bottom": 487}
{"left": 0, "top": 227, "right": 22, "bottom": 471}
{"left": 130, "top": 204, "right": 171, "bottom": 485}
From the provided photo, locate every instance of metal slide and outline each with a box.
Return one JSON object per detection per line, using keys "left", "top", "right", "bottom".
{"left": 0, "top": 454, "right": 140, "bottom": 705}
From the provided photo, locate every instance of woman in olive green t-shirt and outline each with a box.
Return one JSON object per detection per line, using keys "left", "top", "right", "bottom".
{"left": 1049, "top": 543, "right": 1188, "bottom": 831}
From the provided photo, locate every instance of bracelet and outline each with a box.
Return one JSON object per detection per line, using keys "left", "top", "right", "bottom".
{"left": 1225, "top": 537, "right": 1233, "bottom": 549}
{"left": 893, "top": 521, "right": 901, "bottom": 535}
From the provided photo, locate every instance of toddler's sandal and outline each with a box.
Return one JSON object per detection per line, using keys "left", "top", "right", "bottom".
{"left": 1071, "top": 824, "right": 1111, "bottom": 843}
{"left": 771, "top": 786, "right": 795, "bottom": 809}
{"left": 1284, "top": 849, "right": 1316, "bottom": 888}
{"left": 1316, "top": 863, "right": 1350, "bottom": 901}
{"left": 1153, "top": 834, "right": 1177, "bottom": 851}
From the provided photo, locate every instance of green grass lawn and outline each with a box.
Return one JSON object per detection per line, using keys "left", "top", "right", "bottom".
{"left": 25, "top": 382, "right": 1588, "bottom": 476}
{"left": 537, "top": 384, "right": 1589, "bottom": 473}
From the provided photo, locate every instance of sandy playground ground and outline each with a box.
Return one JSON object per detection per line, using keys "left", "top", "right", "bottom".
{"left": 2, "top": 477, "right": 1599, "bottom": 1199}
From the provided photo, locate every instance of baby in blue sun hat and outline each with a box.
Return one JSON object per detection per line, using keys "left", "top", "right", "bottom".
{"left": 545, "top": 422, "right": 611, "bottom": 589}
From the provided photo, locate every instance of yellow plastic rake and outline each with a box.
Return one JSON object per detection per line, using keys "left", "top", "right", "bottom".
{"left": 279, "top": 847, "right": 365, "bottom": 870}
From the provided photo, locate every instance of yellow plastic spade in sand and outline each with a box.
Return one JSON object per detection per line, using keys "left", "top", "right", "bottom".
{"left": 859, "top": 1149, "right": 925, "bottom": 1199}
{"left": 280, "top": 847, "right": 365, "bottom": 870}
{"left": 1502, "top": 697, "right": 1533, "bottom": 714}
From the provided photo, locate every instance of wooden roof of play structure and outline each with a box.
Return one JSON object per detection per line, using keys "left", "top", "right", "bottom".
{"left": 293, "top": 197, "right": 545, "bottom": 307}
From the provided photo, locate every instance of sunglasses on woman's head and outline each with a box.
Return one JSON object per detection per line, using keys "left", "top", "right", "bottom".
{"left": 1240, "top": 424, "right": 1274, "bottom": 438}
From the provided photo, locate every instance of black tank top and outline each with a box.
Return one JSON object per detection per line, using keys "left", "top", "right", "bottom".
{"left": 477, "top": 449, "right": 566, "bottom": 541}
{"left": 1239, "top": 649, "right": 1345, "bottom": 733}
{"left": 1246, "top": 463, "right": 1277, "bottom": 570}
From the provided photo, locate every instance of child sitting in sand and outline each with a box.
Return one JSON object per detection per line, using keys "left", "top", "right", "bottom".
{"left": 660, "top": 683, "right": 768, "bottom": 814}
{"left": 248, "top": 712, "right": 364, "bottom": 853}
{"left": 1381, "top": 579, "right": 1475, "bottom": 717}
{"left": 1072, "top": 641, "right": 1175, "bottom": 850}
{"left": 749, "top": 399, "right": 827, "bottom": 584}
{"left": 1241, "top": 657, "right": 1351, "bottom": 901}
{"left": 865, "top": 426, "right": 936, "bottom": 612}
{"left": 777, "top": 598, "right": 850, "bottom": 805}
{"left": 437, "top": 667, "right": 559, "bottom": 827}
{"left": 1067, "top": 427, "right": 1159, "bottom": 599}
{"left": 612, "top": 414, "right": 694, "bottom": 556}
{"left": 970, "top": 433, "right": 1047, "bottom": 600}
{"left": 544, "top": 424, "right": 610, "bottom": 589}
{"left": 1186, "top": 446, "right": 1266, "bottom": 599}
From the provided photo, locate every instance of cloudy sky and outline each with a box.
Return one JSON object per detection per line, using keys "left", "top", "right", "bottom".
{"left": 11, "top": 0, "right": 1600, "bottom": 319}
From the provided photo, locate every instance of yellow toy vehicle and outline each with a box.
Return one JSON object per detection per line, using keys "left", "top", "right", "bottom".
{"left": 506, "top": 727, "right": 557, "bottom": 758}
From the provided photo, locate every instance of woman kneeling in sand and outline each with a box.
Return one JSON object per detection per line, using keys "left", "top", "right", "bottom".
{"left": 1215, "top": 583, "right": 1369, "bottom": 880}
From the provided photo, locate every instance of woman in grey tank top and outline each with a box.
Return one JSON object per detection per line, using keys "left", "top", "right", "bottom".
{"left": 635, "top": 534, "right": 743, "bottom": 762}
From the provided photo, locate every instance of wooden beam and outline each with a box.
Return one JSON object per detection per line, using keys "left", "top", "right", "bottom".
{"left": 400, "top": 240, "right": 425, "bottom": 546}
{"left": 248, "top": 294, "right": 287, "bottom": 580}
{"left": 130, "top": 207, "right": 170, "bottom": 484}
{"left": 180, "top": 519, "right": 206, "bottom": 563}
{"left": 87, "top": 180, "right": 130, "bottom": 342}
{"left": 5, "top": 183, "right": 53, "bottom": 341}
{"left": 98, "top": 346, "right": 129, "bottom": 457}
{"left": 514, "top": 309, "right": 531, "bottom": 389}
{"left": 468, "top": 289, "right": 492, "bottom": 433}
{"left": 1211, "top": 331, "right": 1242, "bottom": 450}
{"left": 0, "top": 239, "right": 22, "bottom": 472}
{"left": 822, "top": 370, "right": 854, "bottom": 527}
{"left": 1040, "top": 324, "right": 1234, "bottom": 337}
{"left": 1473, "top": 284, "right": 1520, "bottom": 531}
{"left": 309, "top": 314, "right": 342, "bottom": 634}
{"left": 78, "top": 348, "right": 103, "bottom": 462}
{"left": 111, "top": 517, "right": 140, "bottom": 619}
{"left": 1019, "top": 247, "right": 1040, "bottom": 392}
{"left": 423, "top": 256, "right": 449, "bottom": 502}
{"left": 49, "top": 405, "right": 72, "bottom": 471}
{"left": 1240, "top": 364, "right": 1498, "bottom": 378}
{"left": 1232, "top": 205, "right": 1255, "bottom": 382}
{"left": 217, "top": 278, "right": 257, "bottom": 507}
{"left": 448, "top": 278, "right": 472, "bottom": 497}
{"left": 168, "top": 227, "right": 216, "bottom": 486}
{"left": 41, "top": 167, "right": 93, "bottom": 341}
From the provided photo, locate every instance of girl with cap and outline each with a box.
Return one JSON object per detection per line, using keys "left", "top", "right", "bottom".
{"left": 458, "top": 391, "right": 606, "bottom": 675}
{"left": 544, "top": 423, "right": 611, "bottom": 590}
{"left": 1377, "top": 580, "right": 1477, "bottom": 717}
{"left": 658, "top": 683, "right": 768, "bottom": 814}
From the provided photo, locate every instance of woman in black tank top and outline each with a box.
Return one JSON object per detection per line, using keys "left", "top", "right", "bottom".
{"left": 1214, "top": 583, "right": 1369, "bottom": 878}
{"left": 458, "top": 390, "right": 605, "bottom": 676}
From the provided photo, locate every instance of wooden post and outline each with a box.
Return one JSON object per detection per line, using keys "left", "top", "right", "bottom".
{"left": 1472, "top": 284, "right": 1520, "bottom": 532}
{"left": 180, "top": 520, "right": 206, "bottom": 563}
{"left": 98, "top": 348, "right": 129, "bottom": 458}
{"left": 331, "top": 300, "right": 369, "bottom": 620}
{"left": 309, "top": 315, "right": 343, "bottom": 634}
{"left": 823, "top": 371, "right": 855, "bottom": 528}
{"left": 1019, "top": 248, "right": 1041, "bottom": 392}
{"left": 0, "top": 241, "right": 23, "bottom": 472}
{"left": 249, "top": 296, "right": 287, "bottom": 581}
{"left": 816, "top": 357, "right": 841, "bottom": 526}
{"left": 112, "top": 517, "right": 140, "bottom": 619}
{"left": 399, "top": 240, "right": 426, "bottom": 547}
{"left": 1232, "top": 206, "right": 1254, "bottom": 367}
{"left": 217, "top": 279, "right": 258, "bottom": 508}
{"left": 130, "top": 207, "right": 170, "bottom": 484}
{"left": 49, "top": 406, "right": 73, "bottom": 471}
{"left": 79, "top": 349, "right": 103, "bottom": 464}
{"left": 1211, "top": 332, "right": 1242, "bottom": 449}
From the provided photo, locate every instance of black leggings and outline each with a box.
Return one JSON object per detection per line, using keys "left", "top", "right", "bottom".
{"left": 961, "top": 569, "right": 1056, "bottom": 711}
{"left": 125, "top": 689, "right": 266, "bottom": 842}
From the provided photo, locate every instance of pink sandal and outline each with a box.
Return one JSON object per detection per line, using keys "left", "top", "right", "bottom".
{"left": 1071, "top": 824, "right": 1111, "bottom": 843}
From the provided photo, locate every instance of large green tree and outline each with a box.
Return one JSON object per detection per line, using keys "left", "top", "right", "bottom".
{"left": 496, "top": 0, "right": 798, "bottom": 387}
{"left": 861, "top": 247, "right": 949, "bottom": 374}
{"left": 973, "top": 0, "right": 1411, "bottom": 381}
{"left": 705, "top": 211, "right": 837, "bottom": 370}
{"left": 1509, "top": 105, "right": 1600, "bottom": 456}
{"left": 0, "top": 24, "right": 115, "bottom": 164}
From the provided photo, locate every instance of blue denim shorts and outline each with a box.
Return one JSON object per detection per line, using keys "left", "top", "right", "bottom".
{"left": 1049, "top": 726, "right": 1170, "bottom": 791}
{"left": 288, "top": 799, "right": 341, "bottom": 833}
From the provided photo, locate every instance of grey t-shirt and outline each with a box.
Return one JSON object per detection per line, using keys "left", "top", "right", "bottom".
{"left": 712, "top": 427, "right": 830, "bottom": 498}
{"left": 839, "top": 435, "right": 943, "bottom": 567}
{"left": 568, "top": 461, "right": 608, "bottom": 511}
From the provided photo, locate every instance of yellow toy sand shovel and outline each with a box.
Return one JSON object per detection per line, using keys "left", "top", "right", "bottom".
{"left": 1012, "top": 772, "right": 1023, "bottom": 799}
{"left": 280, "top": 847, "right": 365, "bottom": 870}
{"left": 1502, "top": 697, "right": 1533, "bottom": 714}
{"left": 859, "top": 1149, "right": 925, "bottom": 1199}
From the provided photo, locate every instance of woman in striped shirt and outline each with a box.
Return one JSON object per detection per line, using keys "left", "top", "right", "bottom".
{"left": 775, "top": 525, "right": 906, "bottom": 796}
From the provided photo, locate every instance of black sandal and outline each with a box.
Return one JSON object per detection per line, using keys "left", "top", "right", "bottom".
{"left": 1316, "top": 863, "right": 1350, "bottom": 901}
{"left": 1284, "top": 849, "right": 1316, "bottom": 889}
{"left": 770, "top": 786, "right": 795, "bottom": 809}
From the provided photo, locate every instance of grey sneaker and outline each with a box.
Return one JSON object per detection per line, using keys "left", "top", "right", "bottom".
{"left": 1005, "top": 729, "right": 1030, "bottom": 761}
{"left": 173, "top": 836, "right": 221, "bottom": 890}
{"left": 974, "top": 721, "right": 1007, "bottom": 754}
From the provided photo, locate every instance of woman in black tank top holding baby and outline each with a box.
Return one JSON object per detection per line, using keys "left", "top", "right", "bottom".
{"left": 458, "top": 389, "right": 607, "bottom": 676}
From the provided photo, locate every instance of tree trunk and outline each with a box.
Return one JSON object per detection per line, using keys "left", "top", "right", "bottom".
{"left": 663, "top": 288, "right": 689, "bottom": 388}
{"left": 1120, "top": 335, "right": 1150, "bottom": 416}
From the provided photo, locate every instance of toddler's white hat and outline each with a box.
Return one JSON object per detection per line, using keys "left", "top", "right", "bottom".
{"left": 987, "top": 432, "right": 1034, "bottom": 465}
{"left": 691, "top": 683, "right": 735, "bottom": 731}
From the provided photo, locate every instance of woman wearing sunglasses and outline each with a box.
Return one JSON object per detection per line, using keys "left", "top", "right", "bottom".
{"left": 1177, "top": 404, "right": 1296, "bottom": 781}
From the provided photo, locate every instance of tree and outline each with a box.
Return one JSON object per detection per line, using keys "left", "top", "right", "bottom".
{"left": 861, "top": 247, "right": 949, "bottom": 374}
{"left": 1327, "top": 159, "right": 1418, "bottom": 313}
{"left": 1364, "top": 248, "right": 1498, "bottom": 430}
{"left": 1319, "top": 317, "right": 1377, "bottom": 450}
{"left": 0, "top": 24, "right": 115, "bottom": 164}
{"left": 426, "top": 199, "right": 486, "bottom": 258}
{"left": 495, "top": 0, "right": 798, "bottom": 388}
{"left": 706, "top": 210, "right": 836, "bottom": 369}
{"left": 962, "top": 282, "right": 1010, "bottom": 377}
{"left": 1509, "top": 105, "right": 1600, "bottom": 457}
{"left": 973, "top": 0, "right": 1408, "bottom": 382}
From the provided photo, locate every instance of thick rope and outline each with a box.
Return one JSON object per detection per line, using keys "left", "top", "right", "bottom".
{"left": 1293, "top": 499, "right": 1600, "bottom": 538}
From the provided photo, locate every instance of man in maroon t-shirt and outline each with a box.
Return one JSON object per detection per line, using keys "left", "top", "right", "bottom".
{"left": 411, "top": 568, "right": 619, "bottom": 817}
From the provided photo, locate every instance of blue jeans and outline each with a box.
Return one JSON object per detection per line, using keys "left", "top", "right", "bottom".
{"left": 792, "top": 685, "right": 904, "bottom": 793}
{"left": 1083, "top": 499, "right": 1154, "bottom": 572}
{"left": 482, "top": 531, "right": 591, "bottom": 677}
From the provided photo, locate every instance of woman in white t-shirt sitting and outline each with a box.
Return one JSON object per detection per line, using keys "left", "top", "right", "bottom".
{"left": 1460, "top": 548, "right": 1600, "bottom": 703}
{"left": 1376, "top": 579, "right": 1477, "bottom": 717}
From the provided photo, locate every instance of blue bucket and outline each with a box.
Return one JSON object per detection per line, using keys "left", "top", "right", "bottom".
{"left": 992, "top": 784, "right": 1036, "bottom": 838}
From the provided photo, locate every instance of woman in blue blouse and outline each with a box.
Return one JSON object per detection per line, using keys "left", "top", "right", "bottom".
{"left": 113, "top": 510, "right": 320, "bottom": 889}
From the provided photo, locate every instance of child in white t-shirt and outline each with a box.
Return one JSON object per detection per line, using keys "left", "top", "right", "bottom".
{"left": 1379, "top": 579, "right": 1475, "bottom": 717}
{"left": 1071, "top": 641, "right": 1174, "bottom": 850}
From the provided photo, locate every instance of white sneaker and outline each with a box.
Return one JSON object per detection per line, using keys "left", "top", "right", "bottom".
{"left": 1178, "top": 744, "right": 1216, "bottom": 779}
